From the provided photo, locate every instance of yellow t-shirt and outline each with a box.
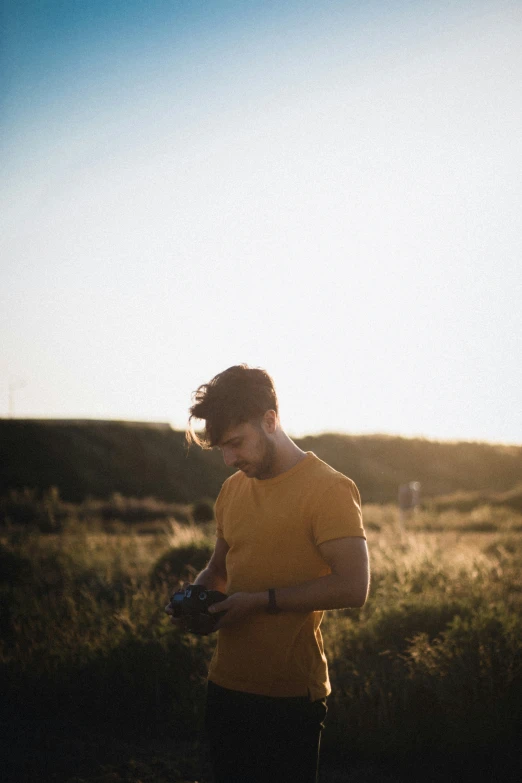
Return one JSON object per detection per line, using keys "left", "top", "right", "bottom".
{"left": 208, "top": 451, "right": 365, "bottom": 700}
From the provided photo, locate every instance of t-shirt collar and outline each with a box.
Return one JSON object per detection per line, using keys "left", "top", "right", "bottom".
{"left": 252, "top": 451, "right": 316, "bottom": 487}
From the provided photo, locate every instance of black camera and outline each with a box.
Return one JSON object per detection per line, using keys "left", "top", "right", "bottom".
{"left": 168, "top": 584, "right": 227, "bottom": 635}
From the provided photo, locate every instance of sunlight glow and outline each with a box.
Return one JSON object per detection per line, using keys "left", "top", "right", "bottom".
{"left": 2, "top": 0, "right": 521, "bottom": 443}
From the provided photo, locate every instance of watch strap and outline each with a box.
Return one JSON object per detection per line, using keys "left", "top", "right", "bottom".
{"left": 267, "top": 588, "right": 281, "bottom": 614}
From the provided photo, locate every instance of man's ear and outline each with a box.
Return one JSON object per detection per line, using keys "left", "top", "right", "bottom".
{"left": 263, "top": 409, "right": 278, "bottom": 434}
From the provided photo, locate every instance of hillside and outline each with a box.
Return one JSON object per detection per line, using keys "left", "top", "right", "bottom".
{"left": 2, "top": 419, "right": 521, "bottom": 506}
{"left": 297, "top": 433, "right": 522, "bottom": 503}
{"left": 0, "top": 419, "right": 228, "bottom": 503}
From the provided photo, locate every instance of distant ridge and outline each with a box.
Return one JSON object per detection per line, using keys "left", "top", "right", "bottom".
{"left": 4, "top": 418, "right": 172, "bottom": 429}
{"left": 1, "top": 418, "right": 521, "bottom": 504}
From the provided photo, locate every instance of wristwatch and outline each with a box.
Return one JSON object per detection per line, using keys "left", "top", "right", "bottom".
{"left": 267, "top": 588, "right": 281, "bottom": 614}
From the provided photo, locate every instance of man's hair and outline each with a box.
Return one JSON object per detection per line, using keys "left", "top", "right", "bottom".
{"left": 187, "top": 364, "right": 278, "bottom": 448}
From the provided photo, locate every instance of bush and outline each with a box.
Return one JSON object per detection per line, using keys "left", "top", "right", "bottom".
{"left": 323, "top": 601, "right": 522, "bottom": 768}
{"left": 407, "top": 606, "right": 522, "bottom": 703}
{"left": 1, "top": 601, "right": 214, "bottom": 736}
{"left": 149, "top": 541, "right": 215, "bottom": 588}
{"left": 0, "top": 543, "right": 32, "bottom": 585}
{"left": 191, "top": 499, "right": 215, "bottom": 524}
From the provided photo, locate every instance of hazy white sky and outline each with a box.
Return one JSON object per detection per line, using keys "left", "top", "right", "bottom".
{"left": 2, "top": 0, "right": 521, "bottom": 443}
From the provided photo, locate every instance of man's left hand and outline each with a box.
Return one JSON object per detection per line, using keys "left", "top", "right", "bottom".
{"left": 208, "top": 591, "right": 264, "bottom": 629}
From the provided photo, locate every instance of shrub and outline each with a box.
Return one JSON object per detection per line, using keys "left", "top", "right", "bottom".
{"left": 407, "top": 606, "right": 522, "bottom": 702}
{"left": 0, "top": 543, "right": 32, "bottom": 585}
{"left": 149, "top": 541, "right": 215, "bottom": 588}
{"left": 1, "top": 595, "right": 214, "bottom": 736}
{"left": 191, "top": 499, "right": 215, "bottom": 524}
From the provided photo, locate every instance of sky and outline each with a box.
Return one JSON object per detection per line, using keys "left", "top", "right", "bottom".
{"left": 2, "top": 0, "right": 521, "bottom": 444}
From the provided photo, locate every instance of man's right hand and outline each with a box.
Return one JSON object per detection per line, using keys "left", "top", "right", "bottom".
{"left": 165, "top": 583, "right": 189, "bottom": 628}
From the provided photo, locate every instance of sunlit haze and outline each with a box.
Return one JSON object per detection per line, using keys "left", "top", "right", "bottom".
{"left": 2, "top": 0, "right": 521, "bottom": 443}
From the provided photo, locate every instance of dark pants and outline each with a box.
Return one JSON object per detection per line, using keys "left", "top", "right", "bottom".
{"left": 205, "top": 681, "right": 327, "bottom": 783}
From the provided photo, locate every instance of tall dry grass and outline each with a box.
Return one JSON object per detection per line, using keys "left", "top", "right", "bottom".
{"left": 319, "top": 507, "right": 522, "bottom": 779}
{"left": 1, "top": 505, "right": 522, "bottom": 778}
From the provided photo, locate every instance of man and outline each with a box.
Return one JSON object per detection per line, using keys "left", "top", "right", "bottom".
{"left": 167, "top": 364, "right": 369, "bottom": 783}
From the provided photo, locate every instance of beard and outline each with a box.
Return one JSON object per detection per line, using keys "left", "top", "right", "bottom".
{"left": 243, "top": 431, "right": 277, "bottom": 479}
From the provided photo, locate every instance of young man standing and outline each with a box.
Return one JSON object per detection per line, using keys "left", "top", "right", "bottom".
{"left": 167, "top": 364, "right": 369, "bottom": 783}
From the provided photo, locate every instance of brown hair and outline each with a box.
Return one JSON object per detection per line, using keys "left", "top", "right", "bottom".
{"left": 187, "top": 364, "right": 278, "bottom": 448}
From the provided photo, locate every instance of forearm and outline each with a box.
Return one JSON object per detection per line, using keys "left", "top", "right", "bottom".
{"left": 248, "top": 572, "right": 368, "bottom": 614}
{"left": 194, "top": 565, "right": 227, "bottom": 593}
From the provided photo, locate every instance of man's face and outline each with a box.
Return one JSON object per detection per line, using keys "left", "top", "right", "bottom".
{"left": 217, "top": 419, "right": 276, "bottom": 479}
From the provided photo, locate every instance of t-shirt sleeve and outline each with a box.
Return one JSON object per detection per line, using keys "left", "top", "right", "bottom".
{"left": 311, "top": 477, "right": 366, "bottom": 545}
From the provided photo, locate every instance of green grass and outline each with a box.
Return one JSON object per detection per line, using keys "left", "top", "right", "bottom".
{"left": 1, "top": 508, "right": 522, "bottom": 782}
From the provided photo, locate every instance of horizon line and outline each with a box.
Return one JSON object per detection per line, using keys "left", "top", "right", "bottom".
{"left": 2, "top": 416, "right": 521, "bottom": 449}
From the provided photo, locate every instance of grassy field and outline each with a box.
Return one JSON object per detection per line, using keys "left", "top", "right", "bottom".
{"left": 1, "top": 505, "right": 522, "bottom": 782}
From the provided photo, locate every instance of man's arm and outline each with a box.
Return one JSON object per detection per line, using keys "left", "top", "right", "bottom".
{"left": 193, "top": 536, "right": 229, "bottom": 593}
{"left": 269, "top": 536, "right": 369, "bottom": 611}
{"left": 209, "top": 536, "right": 369, "bottom": 627}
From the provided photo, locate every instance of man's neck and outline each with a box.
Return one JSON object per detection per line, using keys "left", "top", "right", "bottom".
{"left": 263, "top": 433, "right": 307, "bottom": 479}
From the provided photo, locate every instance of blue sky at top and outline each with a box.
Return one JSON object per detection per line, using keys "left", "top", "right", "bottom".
{"left": 2, "top": 0, "right": 454, "bottom": 148}
{"left": 2, "top": 1, "right": 521, "bottom": 442}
